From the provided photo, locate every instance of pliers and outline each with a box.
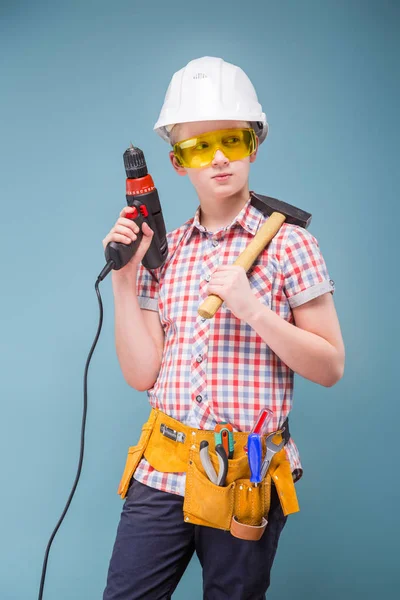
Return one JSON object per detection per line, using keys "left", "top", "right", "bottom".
{"left": 260, "top": 427, "right": 286, "bottom": 480}
{"left": 199, "top": 440, "right": 228, "bottom": 486}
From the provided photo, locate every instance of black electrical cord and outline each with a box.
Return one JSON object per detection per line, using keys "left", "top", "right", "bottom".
{"left": 38, "top": 267, "right": 111, "bottom": 599}
{"left": 37, "top": 143, "right": 166, "bottom": 598}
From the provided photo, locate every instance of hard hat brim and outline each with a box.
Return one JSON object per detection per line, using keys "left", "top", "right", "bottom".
{"left": 154, "top": 116, "right": 268, "bottom": 145}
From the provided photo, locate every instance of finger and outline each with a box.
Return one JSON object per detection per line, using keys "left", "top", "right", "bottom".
{"left": 207, "top": 285, "right": 224, "bottom": 296}
{"left": 110, "top": 233, "right": 135, "bottom": 245}
{"left": 215, "top": 265, "right": 241, "bottom": 272}
{"left": 114, "top": 225, "right": 138, "bottom": 242}
{"left": 209, "top": 278, "right": 224, "bottom": 284}
{"left": 141, "top": 221, "right": 154, "bottom": 236}
{"left": 208, "top": 281, "right": 224, "bottom": 287}
{"left": 119, "top": 217, "right": 140, "bottom": 233}
{"left": 120, "top": 206, "right": 136, "bottom": 217}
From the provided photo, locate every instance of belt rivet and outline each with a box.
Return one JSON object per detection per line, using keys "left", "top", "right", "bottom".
{"left": 185, "top": 517, "right": 189, "bottom": 522}
{"left": 239, "top": 485, "right": 243, "bottom": 490}
{"left": 248, "top": 487, "right": 252, "bottom": 492}
{"left": 191, "top": 444, "right": 196, "bottom": 450}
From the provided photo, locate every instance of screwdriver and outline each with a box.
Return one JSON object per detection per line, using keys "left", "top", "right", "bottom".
{"left": 244, "top": 409, "right": 273, "bottom": 453}
{"left": 247, "top": 433, "right": 262, "bottom": 486}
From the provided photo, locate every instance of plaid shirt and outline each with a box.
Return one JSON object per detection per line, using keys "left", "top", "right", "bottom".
{"left": 132, "top": 195, "right": 335, "bottom": 496}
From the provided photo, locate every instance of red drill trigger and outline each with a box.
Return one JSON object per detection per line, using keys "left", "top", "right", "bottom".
{"left": 126, "top": 207, "right": 139, "bottom": 220}
{"left": 139, "top": 204, "right": 149, "bottom": 217}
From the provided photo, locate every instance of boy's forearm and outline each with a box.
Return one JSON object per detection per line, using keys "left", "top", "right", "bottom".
{"left": 112, "top": 272, "right": 161, "bottom": 391}
{"left": 245, "top": 300, "right": 343, "bottom": 387}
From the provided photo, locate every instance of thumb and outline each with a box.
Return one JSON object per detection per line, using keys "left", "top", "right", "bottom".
{"left": 133, "top": 222, "right": 154, "bottom": 261}
{"left": 141, "top": 222, "right": 154, "bottom": 245}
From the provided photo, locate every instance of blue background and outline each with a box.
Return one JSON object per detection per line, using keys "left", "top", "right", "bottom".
{"left": 1, "top": 0, "right": 399, "bottom": 598}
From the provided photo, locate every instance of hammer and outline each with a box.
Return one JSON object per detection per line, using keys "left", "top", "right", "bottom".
{"left": 197, "top": 191, "right": 312, "bottom": 319}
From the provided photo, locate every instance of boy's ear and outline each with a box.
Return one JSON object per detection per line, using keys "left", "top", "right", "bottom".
{"left": 169, "top": 150, "right": 188, "bottom": 176}
{"left": 249, "top": 135, "right": 259, "bottom": 163}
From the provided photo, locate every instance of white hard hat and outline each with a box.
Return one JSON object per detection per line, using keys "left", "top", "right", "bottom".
{"left": 154, "top": 56, "right": 268, "bottom": 145}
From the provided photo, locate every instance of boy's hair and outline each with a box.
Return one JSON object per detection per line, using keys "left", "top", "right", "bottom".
{"left": 169, "top": 121, "right": 252, "bottom": 147}
{"left": 169, "top": 125, "right": 180, "bottom": 147}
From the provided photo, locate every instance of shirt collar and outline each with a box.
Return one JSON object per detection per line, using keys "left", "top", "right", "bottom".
{"left": 182, "top": 193, "right": 264, "bottom": 245}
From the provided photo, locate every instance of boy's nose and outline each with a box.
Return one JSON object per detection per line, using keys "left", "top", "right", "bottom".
{"left": 212, "top": 149, "right": 229, "bottom": 165}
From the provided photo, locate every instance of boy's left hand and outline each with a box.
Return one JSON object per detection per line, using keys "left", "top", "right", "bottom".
{"left": 206, "top": 265, "right": 261, "bottom": 322}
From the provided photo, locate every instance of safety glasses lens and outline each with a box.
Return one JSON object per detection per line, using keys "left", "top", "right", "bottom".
{"left": 174, "top": 128, "right": 256, "bottom": 168}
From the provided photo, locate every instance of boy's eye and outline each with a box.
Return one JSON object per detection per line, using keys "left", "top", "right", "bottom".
{"left": 193, "top": 141, "right": 209, "bottom": 151}
{"left": 223, "top": 137, "right": 241, "bottom": 145}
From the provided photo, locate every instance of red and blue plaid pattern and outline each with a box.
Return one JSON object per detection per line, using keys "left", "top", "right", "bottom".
{"left": 132, "top": 196, "right": 335, "bottom": 496}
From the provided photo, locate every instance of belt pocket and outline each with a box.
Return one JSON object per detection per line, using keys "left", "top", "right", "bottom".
{"left": 183, "top": 457, "right": 235, "bottom": 530}
{"left": 233, "top": 475, "right": 272, "bottom": 526}
{"left": 183, "top": 449, "right": 273, "bottom": 538}
{"left": 229, "top": 475, "right": 273, "bottom": 541}
{"left": 117, "top": 421, "right": 154, "bottom": 499}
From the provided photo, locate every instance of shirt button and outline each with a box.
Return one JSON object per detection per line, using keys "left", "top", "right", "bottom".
{"left": 196, "top": 395, "right": 202, "bottom": 403}
{"left": 196, "top": 354, "right": 203, "bottom": 363}
{"left": 205, "top": 274, "right": 211, "bottom": 281}
{"left": 212, "top": 239, "right": 219, "bottom": 247}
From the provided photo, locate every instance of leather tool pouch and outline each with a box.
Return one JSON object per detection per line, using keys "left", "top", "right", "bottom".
{"left": 117, "top": 409, "right": 158, "bottom": 499}
{"left": 182, "top": 441, "right": 295, "bottom": 541}
{"left": 117, "top": 409, "right": 300, "bottom": 541}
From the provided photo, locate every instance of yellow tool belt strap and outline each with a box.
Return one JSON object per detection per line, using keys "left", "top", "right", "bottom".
{"left": 118, "top": 408, "right": 300, "bottom": 540}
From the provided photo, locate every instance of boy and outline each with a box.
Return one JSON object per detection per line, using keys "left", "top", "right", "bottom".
{"left": 102, "top": 56, "right": 345, "bottom": 599}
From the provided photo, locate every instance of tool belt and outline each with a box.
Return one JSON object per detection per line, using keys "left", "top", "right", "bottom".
{"left": 117, "top": 408, "right": 300, "bottom": 541}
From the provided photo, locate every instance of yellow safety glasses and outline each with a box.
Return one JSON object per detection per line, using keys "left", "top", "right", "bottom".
{"left": 173, "top": 128, "right": 257, "bottom": 169}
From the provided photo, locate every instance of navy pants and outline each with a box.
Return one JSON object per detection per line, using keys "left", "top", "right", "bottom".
{"left": 103, "top": 478, "right": 288, "bottom": 600}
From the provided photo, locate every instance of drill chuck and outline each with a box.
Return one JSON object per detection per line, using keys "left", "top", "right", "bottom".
{"left": 123, "top": 144, "right": 148, "bottom": 179}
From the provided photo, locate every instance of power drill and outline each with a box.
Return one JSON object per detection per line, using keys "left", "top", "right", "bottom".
{"left": 98, "top": 144, "right": 168, "bottom": 281}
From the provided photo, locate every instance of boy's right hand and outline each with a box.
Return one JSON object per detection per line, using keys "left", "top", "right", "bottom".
{"left": 102, "top": 206, "right": 155, "bottom": 279}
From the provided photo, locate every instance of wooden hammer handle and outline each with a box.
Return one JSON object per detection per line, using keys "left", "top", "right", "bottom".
{"left": 198, "top": 212, "right": 286, "bottom": 319}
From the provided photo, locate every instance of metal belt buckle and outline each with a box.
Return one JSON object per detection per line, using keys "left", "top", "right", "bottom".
{"left": 160, "top": 423, "right": 186, "bottom": 443}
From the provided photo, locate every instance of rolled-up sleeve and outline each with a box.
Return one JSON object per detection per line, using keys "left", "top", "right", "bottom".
{"left": 281, "top": 226, "right": 335, "bottom": 308}
{"left": 136, "top": 263, "right": 160, "bottom": 312}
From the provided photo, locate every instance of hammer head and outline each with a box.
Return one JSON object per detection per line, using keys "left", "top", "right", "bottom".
{"left": 250, "top": 191, "right": 312, "bottom": 228}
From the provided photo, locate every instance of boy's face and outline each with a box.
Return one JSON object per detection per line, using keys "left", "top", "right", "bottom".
{"left": 169, "top": 120, "right": 259, "bottom": 200}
